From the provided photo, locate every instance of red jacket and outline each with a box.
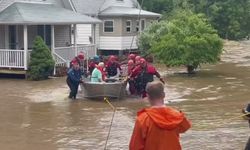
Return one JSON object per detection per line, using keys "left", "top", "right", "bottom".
{"left": 130, "top": 64, "right": 158, "bottom": 78}
{"left": 129, "top": 107, "right": 191, "bottom": 150}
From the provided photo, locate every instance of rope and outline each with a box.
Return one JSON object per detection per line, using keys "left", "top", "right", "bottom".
{"left": 103, "top": 97, "right": 116, "bottom": 150}
{"left": 129, "top": 0, "right": 144, "bottom": 53}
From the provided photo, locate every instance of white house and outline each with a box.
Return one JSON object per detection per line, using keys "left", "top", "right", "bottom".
{"left": 0, "top": 0, "right": 101, "bottom": 75}
{"left": 68, "top": 0, "right": 161, "bottom": 55}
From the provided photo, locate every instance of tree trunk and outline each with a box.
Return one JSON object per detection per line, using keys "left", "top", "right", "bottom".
{"left": 186, "top": 65, "right": 196, "bottom": 74}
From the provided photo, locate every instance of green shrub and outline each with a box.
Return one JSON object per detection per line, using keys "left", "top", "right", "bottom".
{"left": 28, "top": 36, "right": 55, "bottom": 80}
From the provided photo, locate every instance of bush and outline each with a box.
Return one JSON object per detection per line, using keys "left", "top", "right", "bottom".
{"left": 28, "top": 36, "right": 55, "bottom": 80}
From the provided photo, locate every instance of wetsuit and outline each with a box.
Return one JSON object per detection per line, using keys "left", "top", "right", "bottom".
{"left": 66, "top": 68, "right": 82, "bottom": 99}
{"left": 106, "top": 61, "right": 121, "bottom": 77}
{"left": 132, "top": 64, "right": 161, "bottom": 97}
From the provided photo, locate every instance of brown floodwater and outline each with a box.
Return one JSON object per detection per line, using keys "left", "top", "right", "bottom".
{"left": 0, "top": 41, "right": 250, "bottom": 150}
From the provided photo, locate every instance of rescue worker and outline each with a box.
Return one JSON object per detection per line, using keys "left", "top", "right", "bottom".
{"left": 135, "top": 55, "right": 141, "bottom": 66}
{"left": 91, "top": 62, "right": 105, "bottom": 82}
{"left": 128, "top": 54, "right": 136, "bottom": 63}
{"left": 243, "top": 103, "right": 250, "bottom": 150}
{"left": 66, "top": 62, "right": 83, "bottom": 99}
{"left": 106, "top": 55, "right": 121, "bottom": 78}
{"left": 127, "top": 59, "right": 136, "bottom": 95}
{"left": 131, "top": 58, "right": 165, "bottom": 98}
{"left": 129, "top": 81, "right": 191, "bottom": 150}
{"left": 70, "top": 52, "right": 85, "bottom": 74}
{"left": 88, "top": 55, "right": 100, "bottom": 75}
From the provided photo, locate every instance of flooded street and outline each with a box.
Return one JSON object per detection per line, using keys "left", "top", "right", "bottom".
{"left": 0, "top": 41, "right": 250, "bottom": 150}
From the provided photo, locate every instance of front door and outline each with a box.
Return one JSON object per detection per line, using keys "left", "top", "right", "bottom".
{"left": 9, "top": 25, "right": 17, "bottom": 49}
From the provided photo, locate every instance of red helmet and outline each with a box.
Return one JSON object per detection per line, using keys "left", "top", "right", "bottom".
{"left": 77, "top": 52, "right": 84, "bottom": 60}
{"left": 135, "top": 56, "right": 141, "bottom": 61}
{"left": 128, "top": 54, "right": 136, "bottom": 60}
{"left": 140, "top": 58, "right": 147, "bottom": 65}
{"left": 109, "top": 55, "right": 116, "bottom": 61}
{"left": 71, "top": 60, "right": 79, "bottom": 66}
{"left": 128, "top": 59, "right": 134, "bottom": 66}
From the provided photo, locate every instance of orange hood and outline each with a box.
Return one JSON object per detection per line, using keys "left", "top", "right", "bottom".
{"left": 138, "top": 107, "right": 185, "bottom": 130}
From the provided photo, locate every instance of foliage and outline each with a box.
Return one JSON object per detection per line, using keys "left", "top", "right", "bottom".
{"left": 139, "top": 11, "right": 223, "bottom": 73}
{"left": 28, "top": 36, "right": 55, "bottom": 80}
{"left": 138, "top": 0, "right": 250, "bottom": 40}
{"left": 188, "top": 0, "right": 250, "bottom": 40}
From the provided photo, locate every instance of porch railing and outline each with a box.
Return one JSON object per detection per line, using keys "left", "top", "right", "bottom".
{"left": 54, "top": 45, "right": 96, "bottom": 63}
{"left": 0, "top": 49, "right": 25, "bottom": 68}
{"left": 0, "top": 45, "right": 96, "bottom": 70}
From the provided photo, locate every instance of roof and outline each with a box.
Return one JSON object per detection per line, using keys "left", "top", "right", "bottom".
{"left": 70, "top": 0, "right": 140, "bottom": 16}
{"left": 99, "top": 6, "right": 161, "bottom": 17}
{"left": 71, "top": 0, "right": 105, "bottom": 16}
{"left": 0, "top": 2, "right": 101, "bottom": 25}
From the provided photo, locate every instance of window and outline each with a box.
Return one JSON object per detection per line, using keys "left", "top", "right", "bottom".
{"left": 37, "top": 25, "right": 51, "bottom": 47}
{"left": 126, "top": 20, "right": 131, "bottom": 32}
{"left": 141, "top": 20, "right": 145, "bottom": 31}
{"left": 104, "top": 20, "right": 114, "bottom": 32}
{"left": 136, "top": 20, "right": 139, "bottom": 32}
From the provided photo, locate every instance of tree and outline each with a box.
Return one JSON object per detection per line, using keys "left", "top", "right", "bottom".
{"left": 28, "top": 36, "right": 55, "bottom": 80}
{"left": 138, "top": 0, "right": 250, "bottom": 40}
{"left": 139, "top": 11, "right": 223, "bottom": 73}
{"left": 188, "top": 0, "right": 250, "bottom": 40}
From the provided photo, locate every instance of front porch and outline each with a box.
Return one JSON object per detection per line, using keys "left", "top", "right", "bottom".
{"left": 0, "top": 25, "right": 97, "bottom": 74}
{"left": 0, "top": 2, "right": 101, "bottom": 75}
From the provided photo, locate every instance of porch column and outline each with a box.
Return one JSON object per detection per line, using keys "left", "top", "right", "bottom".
{"left": 91, "top": 24, "right": 97, "bottom": 56}
{"left": 51, "top": 25, "right": 56, "bottom": 75}
{"left": 23, "top": 25, "right": 28, "bottom": 70}
{"left": 73, "top": 24, "right": 77, "bottom": 56}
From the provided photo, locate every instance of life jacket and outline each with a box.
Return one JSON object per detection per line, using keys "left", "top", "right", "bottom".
{"left": 136, "top": 65, "right": 157, "bottom": 93}
{"left": 107, "top": 62, "right": 119, "bottom": 77}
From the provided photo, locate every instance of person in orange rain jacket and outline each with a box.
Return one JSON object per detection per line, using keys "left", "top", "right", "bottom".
{"left": 129, "top": 81, "right": 191, "bottom": 150}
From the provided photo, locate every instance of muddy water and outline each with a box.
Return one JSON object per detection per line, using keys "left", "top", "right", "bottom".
{"left": 0, "top": 41, "right": 250, "bottom": 150}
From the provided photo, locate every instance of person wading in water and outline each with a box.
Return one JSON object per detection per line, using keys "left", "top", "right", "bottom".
{"left": 129, "top": 81, "right": 191, "bottom": 150}
{"left": 66, "top": 62, "right": 83, "bottom": 99}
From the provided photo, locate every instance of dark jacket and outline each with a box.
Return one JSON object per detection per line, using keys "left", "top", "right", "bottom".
{"left": 67, "top": 68, "right": 81, "bottom": 85}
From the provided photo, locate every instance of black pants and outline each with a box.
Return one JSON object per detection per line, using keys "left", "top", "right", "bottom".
{"left": 245, "top": 137, "right": 250, "bottom": 150}
{"left": 66, "top": 77, "right": 79, "bottom": 99}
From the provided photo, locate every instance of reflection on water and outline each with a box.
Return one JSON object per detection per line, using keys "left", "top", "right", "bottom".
{"left": 0, "top": 41, "right": 250, "bottom": 150}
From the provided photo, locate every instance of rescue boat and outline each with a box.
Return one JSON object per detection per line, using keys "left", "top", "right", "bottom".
{"left": 80, "top": 79, "right": 127, "bottom": 99}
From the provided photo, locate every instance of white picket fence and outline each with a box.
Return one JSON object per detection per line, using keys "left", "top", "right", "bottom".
{"left": 0, "top": 49, "right": 25, "bottom": 68}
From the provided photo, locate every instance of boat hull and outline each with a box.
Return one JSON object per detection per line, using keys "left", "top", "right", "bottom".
{"left": 81, "top": 81, "right": 127, "bottom": 98}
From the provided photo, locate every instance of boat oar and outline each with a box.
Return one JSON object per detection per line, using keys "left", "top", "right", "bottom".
{"left": 104, "top": 97, "right": 116, "bottom": 150}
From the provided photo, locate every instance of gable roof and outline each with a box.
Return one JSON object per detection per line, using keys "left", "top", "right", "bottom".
{"left": 0, "top": 2, "right": 101, "bottom": 25}
{"left": 71, "top": 0, "right": 105, "bottom": 16}
{"left": 70, "top": 0, "right": 141, "bottom": 16}
{"left": 99, "top": 6, "right": 161, "bottom": 17}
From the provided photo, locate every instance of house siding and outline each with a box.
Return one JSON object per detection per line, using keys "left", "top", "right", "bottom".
{"left": 99, "top": 17, "right": 123, "bottom": 36}
{"left": 0, "top": 25, "right": 5, "bottom": 48}
{"left": 55, "top": 25, "right": 71, "bottom": 47}
{"left": 121, "top": 36, "right": 137, "bottom": 50}
{"left": 77, "top": 24, "right": 92, "bottom": 44}
{"left": 95, "top": 24, "right": 100, "bottom": 48}
{"left": 99, "top": 36, "right": 137, "bottom": 50}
